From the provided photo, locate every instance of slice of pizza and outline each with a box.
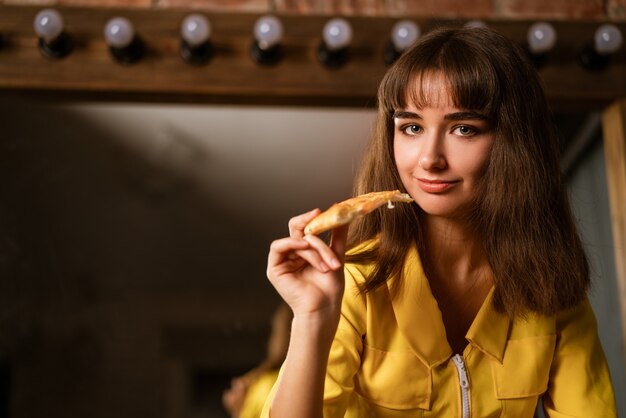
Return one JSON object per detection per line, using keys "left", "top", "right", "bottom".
{"left": 304, "top": 190, "right": 414, "bottom": 235}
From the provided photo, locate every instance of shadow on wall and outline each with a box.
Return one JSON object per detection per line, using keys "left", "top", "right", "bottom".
{"left": 0, "top": 96, "right": 355, "bottom": 418}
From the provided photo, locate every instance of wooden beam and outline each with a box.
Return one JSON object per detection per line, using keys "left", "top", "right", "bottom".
{"left": 0, "top": 5, "right": 625, "bottom": 109}
{"left": 602, "top": 99, "right": 626, "bottom": 366}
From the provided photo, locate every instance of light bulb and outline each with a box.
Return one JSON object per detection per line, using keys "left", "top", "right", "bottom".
{"left": 527, "top": 22, "right": 556, "bottom": 54}
{"left": 254, "top": 16, "right": 283, "bottom": 50}
{"left": 104, "top": 17, "right": 143, "bottom": 64}
{"left": 318, "top": 18, "right": 352, "bottom": 68}
{"left": 323, "top": 18, "right": 352, "bottom": 51}
{"left": 391, "top": 20, "right": 419, "bottom": 52}
{"left": 580, "top": 23, "right": 623, "bottom": 71}
{"left": 595, "top": 24, "right": 623, "bottom": 55}
{"left": 104, "top": 17, "right": 135, "bottom": 49}
{"left": 384, "top": 20, "right": 419, "bottom": 65}
{"left": 250, "top": 15, "right": 283, "bottom": 65}
{"left": 181, "top": 14, "right": 210, "bottom": 48}
{"left": 34, "top": 8, "right": 63, "bottom": 44}
{"left": 180, "top": 14, "right": 212, "bottom": 65}
{"left": 33, "top": 8, "right": 72, "bottom": 59}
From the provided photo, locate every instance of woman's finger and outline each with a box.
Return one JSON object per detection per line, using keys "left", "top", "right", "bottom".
{"left": 303, "top": 233, "right": 343, "bottom": 271}
{"left": 330, "top": 224, "right": 349, "bottom": 264}
{"left": 267, "top": 237, "right": 310, "bottom": 270}
{"left": 293, "top": 247, "right": 331, "bottom": 273}
{"left": 267, "top": 237, "right": 330, "bottom": 276}
{"left": 277, "top": 246, "right": 331, "bottom": 275}
{"left": 288, "top": 208, "right": 321, "bottom": 239}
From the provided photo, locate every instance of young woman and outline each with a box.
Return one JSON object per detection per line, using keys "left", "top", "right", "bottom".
{"left": 263, "top": 27, "right": 617, "bottom": 417}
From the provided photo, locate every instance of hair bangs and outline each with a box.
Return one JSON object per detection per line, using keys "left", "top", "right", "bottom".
{"left": 379, "top": 29, "right": 501, "bottom": 121}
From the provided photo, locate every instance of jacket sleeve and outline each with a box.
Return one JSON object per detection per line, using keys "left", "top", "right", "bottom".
{"left": 260, "top": 263, "right": 367, "bottom": 418}
{"left": 322, "top": 263, "right": 367, "bottom": 416}
{"left": 542, "top": 298, "right": 617, "bottom": 417}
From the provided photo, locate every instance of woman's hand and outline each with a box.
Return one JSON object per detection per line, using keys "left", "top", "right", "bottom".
{"left": 222, "top": 376, "right": 247, "bottom": 417}
{"left": 267, "top": 209, "right": 349, "bottom": 329}
{"left": 266, "top": 210, "right": 349, "bottom": 418}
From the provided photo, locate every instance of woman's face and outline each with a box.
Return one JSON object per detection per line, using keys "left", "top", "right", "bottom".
{"left": 393, "top": 74, "right": 495, "bottom": 219}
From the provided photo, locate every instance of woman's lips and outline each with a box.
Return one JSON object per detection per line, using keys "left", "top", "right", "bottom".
{"left": 417, "top": 178, "right": 459, "bottom": 193}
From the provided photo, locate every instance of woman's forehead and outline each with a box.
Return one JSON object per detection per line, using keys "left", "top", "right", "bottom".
{"left": 403, "top": 72, "right": 456, "bottom": 110}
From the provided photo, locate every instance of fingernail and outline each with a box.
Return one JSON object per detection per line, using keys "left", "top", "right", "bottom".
{"left": 330, "top": 259, "right": 341, "bottom": 269}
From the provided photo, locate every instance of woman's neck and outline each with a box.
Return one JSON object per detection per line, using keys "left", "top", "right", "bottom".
{"left": 421, "top": 216, "right": 494, "bottom": 355}
{"left": 422, "top": 215, "right": 490, "bottom": 286}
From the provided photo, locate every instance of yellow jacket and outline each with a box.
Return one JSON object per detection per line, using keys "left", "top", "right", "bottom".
{"left": 263, "top": 244, "right": 616, "bottom": 417}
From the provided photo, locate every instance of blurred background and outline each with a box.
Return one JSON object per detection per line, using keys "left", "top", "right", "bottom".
{"left": 1, "top": 0, "right": 625, "bottom": 417}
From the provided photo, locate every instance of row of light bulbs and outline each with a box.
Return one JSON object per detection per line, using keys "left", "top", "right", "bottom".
{"left": 24, "top": 9, "right": 383, "bottom": 66}
{"left": 526, "top": 21, "right": 623, "bottom": 70}
{"left": 16, "top": 9, "right": 626, "bottom": 70}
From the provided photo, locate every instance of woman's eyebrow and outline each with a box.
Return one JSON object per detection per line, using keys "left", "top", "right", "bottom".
{"left": 393, "top": 110, "right": 488, "bottom": 121}
{"left": 444, "top": 111, "right": 488, "bottom": 121}
{"left": 393, "top": 110, "right": 421, "bottom": 119}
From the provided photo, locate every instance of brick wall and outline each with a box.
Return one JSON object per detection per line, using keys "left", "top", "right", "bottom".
{"left": 2, "top": 0, "right": 625, "bottom": 20}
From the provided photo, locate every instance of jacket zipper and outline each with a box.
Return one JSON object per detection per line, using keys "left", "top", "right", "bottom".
{"left": 452, "top": 354, "right": 471, "bottom": 418}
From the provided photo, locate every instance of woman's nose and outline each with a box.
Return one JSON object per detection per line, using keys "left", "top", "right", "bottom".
{"left": 418, "top": 137, "right": 446, "bottom": 170}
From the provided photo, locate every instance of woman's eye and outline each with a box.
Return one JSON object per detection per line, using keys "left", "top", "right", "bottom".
{"left": 402, "top": 124, "right": 422, "bottom": 135}
{"left": 453, "top": 125, "right": 477, "bottom": 136}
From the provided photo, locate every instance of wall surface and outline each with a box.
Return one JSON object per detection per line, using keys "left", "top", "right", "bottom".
{"left": 0, "top": 97, "right": 375, "bottom": 418}
{"left": 568, "top": 132, "right": 626, "bottom": 417}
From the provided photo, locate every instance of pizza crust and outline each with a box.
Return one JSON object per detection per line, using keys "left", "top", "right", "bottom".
{"left": 303, "top": 190, "right": 413, "bottom": 235}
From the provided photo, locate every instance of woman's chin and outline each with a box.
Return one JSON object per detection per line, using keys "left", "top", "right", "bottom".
{"left": 415, "top": 201, "right": 468, "bottom": 219}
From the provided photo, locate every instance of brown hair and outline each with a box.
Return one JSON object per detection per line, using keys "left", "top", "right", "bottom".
{"left": 346, "top": 27, "right": 589, "bottom": 317}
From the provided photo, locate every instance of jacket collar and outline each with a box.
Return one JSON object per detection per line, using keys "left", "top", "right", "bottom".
{"left": 465, "top": 287, "right": 510, "bottom": 364}
{"left": 388, "top": 245, "right": 452, "bottom": 369}
{"left": 388, "top": 245, "right": 510, "bottom": 368}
